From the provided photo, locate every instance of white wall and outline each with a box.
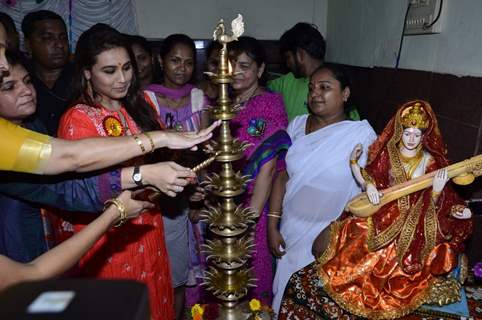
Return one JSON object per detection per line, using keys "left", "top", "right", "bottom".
{"left": 326, "top": 0, "right": 482, "bottom": 77}
{"left": 135, "top": 0, "right": 327, "bottom": 40}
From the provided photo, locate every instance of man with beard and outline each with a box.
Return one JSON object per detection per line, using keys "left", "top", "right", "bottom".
{"left": 22, "top": 10, "right": 72, "bottom": 135}
{"left": 268, "top": 23, "right": 326, "bottom": 121}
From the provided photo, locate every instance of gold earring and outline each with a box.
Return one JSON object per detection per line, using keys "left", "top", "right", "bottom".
{"left": 86, "top": 79, "right": 94, "bottom": 98}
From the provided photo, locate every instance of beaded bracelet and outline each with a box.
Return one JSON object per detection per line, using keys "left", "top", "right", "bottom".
{"left": 104, "top": 198, "right": 127, "bottom": 227}
{"left": 144, "top": 132, "right": 155, "bottom": 153}
{"left": 133, "top": 135, "right": 146, "bottom": 154}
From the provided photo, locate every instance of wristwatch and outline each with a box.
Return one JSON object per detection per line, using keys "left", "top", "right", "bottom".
{"left": 132, "top": 165, "right": 143, "bottom": 187}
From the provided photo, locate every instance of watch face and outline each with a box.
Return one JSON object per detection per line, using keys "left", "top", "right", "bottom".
{"left": 133, "top": 173, "right": 142, "bottom": 182}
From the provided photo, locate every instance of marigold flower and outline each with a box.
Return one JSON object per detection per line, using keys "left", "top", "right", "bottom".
{"left": 191, "top": 304, "right": 204, "bottom": 317}
{"left": 249, "top": 298, "right": 261, "bottom": 312}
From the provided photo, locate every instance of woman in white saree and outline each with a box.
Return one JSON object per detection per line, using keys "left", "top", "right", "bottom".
{"left": 268, "top": 64, "right": 377, "bottom": 315}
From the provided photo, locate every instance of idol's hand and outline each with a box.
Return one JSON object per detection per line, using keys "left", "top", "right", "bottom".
{"left": 142, "top": 162, "right": 195, "bottom": 197}
{"left": 432, "top": 168, "right": 449, "bottom": 193}
{"left": 366, "top": 183, "right": 382, "bottom": 205}
{"left": 350, "top": 143, "right": 363, "bottom": 163}
{"left": 451, "top": 205, "right": 472, "bottom": 220}
{"left": 163, "top": 120, "right": 221, "bottom": 151}
{"left": 115, "top": 190, "right": 155, "bottom": 221}
{"left": 268, "top": 227, "right": 286, "bottom": 258}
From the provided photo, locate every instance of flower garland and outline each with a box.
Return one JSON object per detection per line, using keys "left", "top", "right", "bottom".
{"left": 190, "top": 299, "right": 274, "bottom": 320}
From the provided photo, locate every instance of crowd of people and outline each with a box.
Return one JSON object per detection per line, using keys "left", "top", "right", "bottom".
{"left": 0, "top": 9, "right": 474, "bottom": 320}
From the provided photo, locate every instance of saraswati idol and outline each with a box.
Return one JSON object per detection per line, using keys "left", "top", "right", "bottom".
{"left": 279, "top": 100, "right": 479, "bottom": 319}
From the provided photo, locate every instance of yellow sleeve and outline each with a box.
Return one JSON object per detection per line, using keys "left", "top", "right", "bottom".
{"left": 0, "top": 118, "right": 52, "bottom": 174}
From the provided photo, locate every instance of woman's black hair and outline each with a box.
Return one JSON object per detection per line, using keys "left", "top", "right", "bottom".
{"left": 227, "top": 36, "right": 267, "bottom": 85}
{"left": 310, "top": 63, "right": 351, "bottom": 89}
{"left": 160, "top": 34, "right": 196, "bottom": 60}
{"left": 4, "top": 49, "right": 26, "bottom": 69}
{"left": 70, "top": 23, "right": 160, "bottom": 132}
{"left": 0, "top": 50, "right": 27, "bottom": 86}
{"left": 126, "top": 34, "right": 162, "bottom": 84}
{"left": 127, "top": 34, "right": 151, "bottom": 56}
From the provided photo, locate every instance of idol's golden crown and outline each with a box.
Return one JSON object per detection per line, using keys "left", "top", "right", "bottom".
{"left": 400, "top": 102, "right": 430, "bottom": 130}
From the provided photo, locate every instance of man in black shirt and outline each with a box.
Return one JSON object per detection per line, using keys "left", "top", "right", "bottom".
{"left": 22, "top": 10, "right": 72, "bottom": 136}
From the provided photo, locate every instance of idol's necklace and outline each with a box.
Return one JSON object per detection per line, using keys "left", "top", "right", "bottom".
{"left": 399, "top": 147, "right": 424, "bottom": 178}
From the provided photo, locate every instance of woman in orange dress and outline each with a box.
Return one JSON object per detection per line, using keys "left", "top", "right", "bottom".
{"left": 58, "top": 24, "right": 174, "bottom": 320}
{"left": 279, "top": 100, "right": 473, "bottom": 319}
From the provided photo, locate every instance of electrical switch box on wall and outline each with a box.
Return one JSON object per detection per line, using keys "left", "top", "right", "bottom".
{"left": 405, "top": 0, "right": 445, "bottom": 35}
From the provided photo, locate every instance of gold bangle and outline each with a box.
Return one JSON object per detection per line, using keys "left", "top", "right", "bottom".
{"left": 133, "top": 135, "right": 146, "bottom": 154}
{"left": 432, "top": 190, "right": 441, "bottom": 197}
{"left": 350, "top": 159, "right": 358, "bottom": 165}
{"left": 450, "top": 204, "right": 466, "bottom": 217}
{"left": 268, "top": 210, "right": 282, "bottom": 215}
{"left": 104, "top": 198, "right": 127, "bottom": 227}
{"left": 144, "top": 132, "right": 155, "bottom": 153}
{"left": 267, "top": 214, "right": 281, "bottom": 219}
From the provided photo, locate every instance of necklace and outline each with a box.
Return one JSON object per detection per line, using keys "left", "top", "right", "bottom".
{"left": 163, "top": 95, "right": 188, "bottom": 110}
{"left": 399, "top": 147, "right": 424, "bottom": 178}
{"left": 160, "top": 94, "right": 189, "bottom": 132}
{"left": 235, "top": 84, "right": 259, "bottom": 107}
{"left": 116, "top": 110, "right": 132, "bottom": 135}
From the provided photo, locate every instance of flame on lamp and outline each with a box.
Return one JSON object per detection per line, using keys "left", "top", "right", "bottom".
{"left": 228, "top": 60, "right": 233, "bottom": 74}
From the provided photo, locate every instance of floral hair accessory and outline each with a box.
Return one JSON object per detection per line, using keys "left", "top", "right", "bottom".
{"left": 247, "top": 118, "right": 266, "bottom": 137}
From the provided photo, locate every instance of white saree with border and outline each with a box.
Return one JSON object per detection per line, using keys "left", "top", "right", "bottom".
{"left": 272, "top": 115, "right": 377, "bottom": 314}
